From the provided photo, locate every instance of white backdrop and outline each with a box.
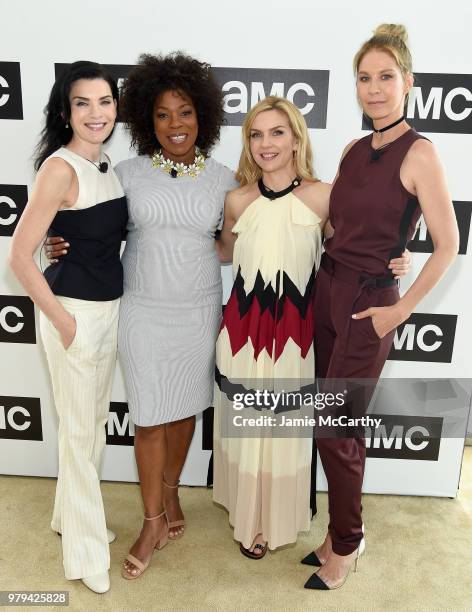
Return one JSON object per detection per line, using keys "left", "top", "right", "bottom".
{"left": 1, "top": 0, "right": 471, "bottom": 496}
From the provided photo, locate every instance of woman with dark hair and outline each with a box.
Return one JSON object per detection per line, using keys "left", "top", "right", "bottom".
{"left": 9, "top": 61, "right": 127, "bottom": 594}
{"left": 115, "top": 52, "right": 236, "bottom": 579}
{"left": 46, "top": 52, "right": 236, "bottom": 579}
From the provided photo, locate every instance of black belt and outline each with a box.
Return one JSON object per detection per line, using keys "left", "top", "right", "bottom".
{"left": 320, "top": 253, "right": 398, "bottom": 288}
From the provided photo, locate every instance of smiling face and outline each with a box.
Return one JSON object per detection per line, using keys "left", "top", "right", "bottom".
{"left": 249, "top": 109, "right": 298, "bottom": 175}
{"left": 68, "top": 78, "right": 116, "bottom": 148}
{"left": 153, "top": 89, "right": 199, "bottom": 164}
{"left": 356, "top": 49, "right": 412, "bottom": 124}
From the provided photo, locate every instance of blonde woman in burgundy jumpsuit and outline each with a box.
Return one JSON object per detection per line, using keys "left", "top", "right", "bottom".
{"left": 302, "top": 24, "right": 459, "bottom": 590}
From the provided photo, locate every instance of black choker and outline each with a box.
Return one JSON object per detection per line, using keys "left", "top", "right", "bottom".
{"left": 258, "top": 177, "right": 301, "bottom": 201}
{"left": 373, "top": 115, "right": 405, "bottom": 134}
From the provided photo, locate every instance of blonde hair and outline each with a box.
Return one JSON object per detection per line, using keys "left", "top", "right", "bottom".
{"left": 235, "top": 96, "right": 316, "bottom": 186}
{"left": 354, "top": 23, "right": 412, "bottom": 78}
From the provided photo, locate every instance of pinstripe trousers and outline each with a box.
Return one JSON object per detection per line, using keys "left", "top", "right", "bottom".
{"left": 40, "top": 296, "right": 119, "bottom": 580}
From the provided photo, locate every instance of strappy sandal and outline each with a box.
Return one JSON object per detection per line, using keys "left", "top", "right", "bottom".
{"left": 239, "top": 538, "right": 268, "bottom": 560}
{"left": 163, "top": 479, "right": 185, "bottom": 540}
{"left": 121, "top": 510, "right": 168, "bottom": 580}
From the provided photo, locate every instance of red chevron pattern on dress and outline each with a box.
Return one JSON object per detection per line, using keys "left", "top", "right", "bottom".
{"left": 221, "top": 278, "right": 315, "bottom": 362}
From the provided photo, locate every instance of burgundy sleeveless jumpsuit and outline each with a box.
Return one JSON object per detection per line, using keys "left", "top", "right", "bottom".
{"left": 314, "top": 128, "right": 427, "bottom": 556}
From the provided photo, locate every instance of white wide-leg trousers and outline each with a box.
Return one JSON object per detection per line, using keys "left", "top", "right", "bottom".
{"left": 40, "top": 296, "right": 119, "bottom": 580}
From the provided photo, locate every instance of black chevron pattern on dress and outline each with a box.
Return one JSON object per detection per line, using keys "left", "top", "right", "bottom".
{"left": 233, "top": 264, "right": 317, "bottom": 321}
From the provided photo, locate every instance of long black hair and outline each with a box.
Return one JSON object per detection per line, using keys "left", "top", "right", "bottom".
{"left": 34, "top": 61, "right": 119, "bottom": 171}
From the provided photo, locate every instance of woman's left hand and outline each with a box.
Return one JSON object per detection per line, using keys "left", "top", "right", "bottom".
{"left": 352, "top": 303, "right": 409, "bottom": 339}
{"left": 388, "top": 248, "right": 411, "bottom": 279}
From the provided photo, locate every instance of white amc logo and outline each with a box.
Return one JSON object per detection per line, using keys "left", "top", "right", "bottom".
{"left": 0, "top": 75, "right": 10, "bottom": 107}
{"left": 0, "top": 296, "right": 36, "bottom": 344}
{"left": 223, "top": 81, "right": 315, "bottom": 115}
{"left": 394, "top": 323, "right": 442, "bottom": 353}
{"left": 0, "top": 397, "right": 42, "bottom": 440}
{"left": 0, "top": 305, "right": 24, "bottom": 334}
{"left": 0, "top": 185, "right": 28, "bottom": 237}
{"left": 366, "top": 424, "right": 429, "bottom": 451}
{"left": 0, "top": 195, "right": 18, "bottom": 226}
{"left": 407, "top": 86, "right": 472, "bottom": 122}
{"left": 0, "top": 404, "right": 31, "bottom": 431}
{"left": 107, "top": 411, "right": 135, "bottom": 437}
{"left": 389, "top": 313, "right": 456, "bottom": 363}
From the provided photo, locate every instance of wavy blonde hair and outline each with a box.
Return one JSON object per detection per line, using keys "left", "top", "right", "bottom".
{"left": 235, "top": 96, "right": 316, "bottom": 186}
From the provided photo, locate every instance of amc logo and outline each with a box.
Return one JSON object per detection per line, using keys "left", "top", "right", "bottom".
{"left": 362, "top": 73, "right": 472, "bottom": 134}
{"left": 106, "top": 402, "right": 134, "bottom": 446}
{"left": 406, "top": 73, "right": 472, "bottom": 134}
{"left": 388, "top": 313, "right": 457, "bottom": 363}
{"left": 0, "top": 296, "right": 36, "bottom": 344}
{"left": 408, "top": 201, "right": 471, "bottom": 255}
{"left": 0, "top": 62, "right": 23, "bottom": 120}
{"left": 0, "top": 396, "right": 43, "bottom": 441}
{"left": 366, "top": 414, "right": 442, "bottom": 460}
{"left": 0, "top": 185, "right": 28, "bottom": 236}
{"left": 55, "top": 64, "right": 330, "bottom": 128}
{"left": 212, "top": 68, "right": 329, "bottom": 128}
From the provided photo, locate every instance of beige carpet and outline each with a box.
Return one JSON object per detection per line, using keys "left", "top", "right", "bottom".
{"left": 0, "top": 448, "right": 471, "bottom": 612}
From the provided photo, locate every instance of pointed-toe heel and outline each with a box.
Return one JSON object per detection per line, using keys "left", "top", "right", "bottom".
{"left": 300, "top": 551, "right": 323, "bottom": 567}
{"left": 304, "top": 539, "right": 364, "bottom": 591}
{"left": 304, "top": 572, "right": 330, "bottom": 590}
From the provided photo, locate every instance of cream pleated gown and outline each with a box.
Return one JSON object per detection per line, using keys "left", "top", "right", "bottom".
{"left": 213, "top": 187, "right": 322, "bottom": 550}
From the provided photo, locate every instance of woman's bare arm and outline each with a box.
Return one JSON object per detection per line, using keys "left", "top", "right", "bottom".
{"left": 395, "top": 140, "right": 458, "bottom": 313}
{"left": 215, "top": 191, "right": 239, "bottom": 263}
{"left": 8, "top": 159, "right": 78, "bottom": 347}
{"left": 353, "top": 140, "right": 458, "bottom": 337}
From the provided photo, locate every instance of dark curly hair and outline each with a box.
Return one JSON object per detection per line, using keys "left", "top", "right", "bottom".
{"left": 34, "top": 61, "right": 119, "bottom": 171}
{"left": 120, "top": 52, "right": 224, "bottom": 157}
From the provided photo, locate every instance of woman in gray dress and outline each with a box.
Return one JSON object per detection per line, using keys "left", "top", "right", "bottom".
{"left": 116, "top": 53, "right": 236, "bottom": 579}
{"left": 47, "top": 53, "right": 236, "bottom": 579}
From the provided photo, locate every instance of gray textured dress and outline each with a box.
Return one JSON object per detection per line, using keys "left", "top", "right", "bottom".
{"left": 115, "top": 156, "right": 237, "bottom": 426}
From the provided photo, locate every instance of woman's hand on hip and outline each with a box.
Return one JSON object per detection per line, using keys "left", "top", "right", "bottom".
{"left": 352, "top": 304, "right": 408, "bottom": 339}
{"left": 388, "top": 248, "right": 411, "bottom": 279}
{"left": 45, "top": 236, "right": 69, "bottom": 263}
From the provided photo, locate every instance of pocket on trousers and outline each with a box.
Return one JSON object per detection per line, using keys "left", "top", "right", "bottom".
{"left": 366, "top": 315, "right": 381, "bottom": 341}
{"left": 64, "top": 313, "right": 81, "bottom": 352}
{"left": 351, "top": 289, "right": 380, "bottom": 343}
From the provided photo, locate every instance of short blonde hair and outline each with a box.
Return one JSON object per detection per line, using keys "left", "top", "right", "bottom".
{"left": 354, "top": 23, "right": 412, "bottom": 78}
{"left": 235, "top": 96, "right": 316, "bottom": 187}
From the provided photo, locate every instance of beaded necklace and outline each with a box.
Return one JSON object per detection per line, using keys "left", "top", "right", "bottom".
{"left": 151, "top": 147, "right": 206, "bottom": 178}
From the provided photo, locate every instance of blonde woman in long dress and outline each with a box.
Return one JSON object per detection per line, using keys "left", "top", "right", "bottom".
{"left": 213, "top": 96, "right": 410, "bottom": 559}
{"left": 213, "top": 97, "right": 329, "bottom": 556}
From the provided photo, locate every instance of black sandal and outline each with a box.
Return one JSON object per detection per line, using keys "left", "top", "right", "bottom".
{"left": 239, "top": 540, "right": 268, "bottom": 559}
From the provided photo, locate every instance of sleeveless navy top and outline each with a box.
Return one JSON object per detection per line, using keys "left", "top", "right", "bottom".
{"left": 43, "top": 148, "right": 128, "bottom": 300}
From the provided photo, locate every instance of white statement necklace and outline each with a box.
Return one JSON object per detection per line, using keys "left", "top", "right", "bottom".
{"left": 151, "top": 147, "right": 206, "bottom": 178}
